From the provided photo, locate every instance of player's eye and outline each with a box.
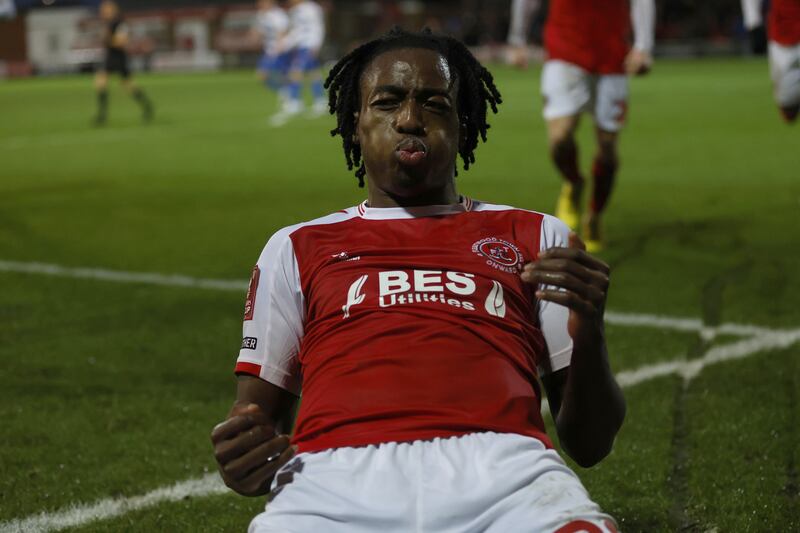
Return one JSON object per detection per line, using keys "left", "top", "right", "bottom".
{"left": 424, "top": 99, "right": 451, "bottom": 112}
{"left": 371, "top": 97, "right": 400, "bottom": 110}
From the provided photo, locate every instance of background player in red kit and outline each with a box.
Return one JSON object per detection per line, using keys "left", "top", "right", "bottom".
{"left": 508, "top": 0, "right": 655, "bottom": 252}
{"left": 742, "top": 0, "right": 800, "bottom": 123}
{"left": 211, "top": 28, "right": 625, "bottom": 532}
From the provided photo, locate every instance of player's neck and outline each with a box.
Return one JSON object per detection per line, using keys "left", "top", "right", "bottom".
{"left": 366, "top": 182, "right": 459, "bottom": 209}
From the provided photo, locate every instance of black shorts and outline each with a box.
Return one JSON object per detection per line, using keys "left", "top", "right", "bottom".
{"left": 103, "top": 48, "right": 130, "bottom": 79}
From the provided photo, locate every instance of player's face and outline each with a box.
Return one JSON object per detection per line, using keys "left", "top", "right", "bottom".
{"left": 100, "top": 1, "right": 118, "bottom": 20}
{"left": 357, "top": 47, "right": 460, "bottom": 205}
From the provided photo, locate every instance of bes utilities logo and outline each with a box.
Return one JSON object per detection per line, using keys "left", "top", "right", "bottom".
{"left": 342, "top": 270, "right": 506, "bottom": 319}
{"left": 472, "top": 237, "right": 523, "bottom": 274}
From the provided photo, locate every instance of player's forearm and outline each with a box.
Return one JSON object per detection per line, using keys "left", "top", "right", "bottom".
{"left": 507, "top": 0, "right": 541, "bottom": 46}
{"left": 741, "top": 0, "right": 763, "bottom": 29}
{"left": 555, "top": 330, "right": 625, "bottom": 467}
{"left": 234, "top": 374, "right": 298, "bottom": 432}
{"left": 630, "top": 0, "right": 655, "bottom": 52}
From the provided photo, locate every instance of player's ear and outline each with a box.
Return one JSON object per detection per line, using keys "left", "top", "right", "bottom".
{"left": 458, "top": 120, "right": 467, "bottom": 152}
{"left": 353, "top": 111, "right": 360, "bottom": 145}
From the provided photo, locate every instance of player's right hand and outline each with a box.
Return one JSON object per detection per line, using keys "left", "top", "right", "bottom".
{"left": 749, "top": 25, "right": 768, "bottom": 55}
{"left": 508, "top": 45, "right": 529, "bottom": 69}
{"left": 211, "top": 403, "right": 297, "bottom": 497}
{"left": 624, "top": 48, "right": 652, "bottom": 76}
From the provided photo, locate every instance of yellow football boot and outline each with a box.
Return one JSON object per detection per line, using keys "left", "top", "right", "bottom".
{"left": 555, "top": 183, "right": 582, "bottom": 230}
{"left": 583, "top": 212, "right": 604, "bottom": 253}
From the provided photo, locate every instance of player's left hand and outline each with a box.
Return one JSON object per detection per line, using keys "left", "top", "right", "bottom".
{"left": 624, "top": 47, "right": 652, "bottom": 76}
{"left": 521, "top": 232, "right": 610, "bottom": 340}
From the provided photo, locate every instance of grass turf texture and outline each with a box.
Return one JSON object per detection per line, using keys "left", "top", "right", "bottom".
{"left": 1, "top": 58, "right": 798, "bottom": 531}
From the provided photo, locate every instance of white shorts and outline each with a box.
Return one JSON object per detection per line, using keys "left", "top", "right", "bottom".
{"left": 541, "top": 60, "right": 629, "bottom": 132}
{"left": 249, "top": 432, "right": 618, "bottom": 533}
{"left": 769, "top": 41, "right": 800, "bottom": 107}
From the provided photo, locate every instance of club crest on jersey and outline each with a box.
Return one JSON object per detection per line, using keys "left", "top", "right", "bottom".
{"left": 472, "top": 238, "right": 523, "bottom": 273}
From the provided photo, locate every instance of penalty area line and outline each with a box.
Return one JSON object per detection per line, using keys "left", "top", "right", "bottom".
{"left": 615, "top": 329, "right": 800, "bottom": 387}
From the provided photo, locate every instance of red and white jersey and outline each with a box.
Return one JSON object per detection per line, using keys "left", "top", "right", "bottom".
{"left": 743, "top": 0, "right": 800, "bottom": 45}
{"left": 235, "top": 198, "right": 573, "bottom": 454}
{"left": 545, "top": 0, "right": 652, "bottom": 74}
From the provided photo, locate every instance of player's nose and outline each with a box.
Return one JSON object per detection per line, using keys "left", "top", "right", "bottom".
{"left": 394, "top": 101, "right": 425, "bottom": 135}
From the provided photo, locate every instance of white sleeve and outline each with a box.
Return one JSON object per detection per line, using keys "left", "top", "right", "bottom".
{"left": 630, "top": 0, "right": 655, "bottom": 53}
{"left": 741, "top": 0, "right": 763, "bottom": 29}
{"left": 508, "top": 0, "right": 541, "bottom": 46}
{"left": 537, "top": 215, "right": 573, "bottom": 374}
{"left": 312, "top": 4, "right": 325, "bottom": 47}
{"left": 284, "top": 4, "right": 322, "bottom": 50}
{"left": 236, "top": 227, "right": 305, "bottom": 395}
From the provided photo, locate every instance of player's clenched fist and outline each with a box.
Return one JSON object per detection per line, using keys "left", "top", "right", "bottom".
{"left": 211, "top": 403, "right": 297, "bottom": 496}
{"left": 521, "top": 232, "right": 610, "bottom": 340}
{"left": 624, "top": 47, "right": 653, "bottom": 76}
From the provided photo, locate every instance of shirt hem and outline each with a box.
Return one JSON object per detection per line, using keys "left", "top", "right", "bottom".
{"left": 293, "top": 428, "right": 554, "bottom": 454}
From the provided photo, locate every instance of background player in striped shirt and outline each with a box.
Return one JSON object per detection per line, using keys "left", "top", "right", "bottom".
{"left": 254, "top": 0, "right": 290, "bottom": 116}
{"left": 269, "top": 0, "right": 326, "bottom": 126}
{"left": 742, "top": 0, "right": 800, "bottom": 123}
{"left": 212, "top": 28, "right": 625, "bottom": 532}
{"left": 508, "top": 0, "right": 655, "bottom": 252}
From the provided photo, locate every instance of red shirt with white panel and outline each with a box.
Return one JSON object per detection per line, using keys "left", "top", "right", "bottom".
{"left": 235, "top": 198, "right": 573, "bottom": 454}
{"left": 742, "top": 0, "right": 800, "bottom": 45}
{"left": 508, "top": 0, "right": 655, "bottom": 74}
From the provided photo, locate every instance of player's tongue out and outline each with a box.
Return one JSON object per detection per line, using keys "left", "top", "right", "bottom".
{"left": 395, "top": 137, "right": 428, "bottom": 166}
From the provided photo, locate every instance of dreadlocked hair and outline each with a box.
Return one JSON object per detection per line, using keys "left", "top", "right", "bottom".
{"left": 324, "top": 27, "right": 502, "bottom": 188}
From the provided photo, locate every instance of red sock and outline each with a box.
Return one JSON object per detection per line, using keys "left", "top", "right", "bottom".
{"left": 590, "top": 156, "right": 618, "bottom": 214}
{"left": 554, "top": 140, "right": 584, "bottom": 185}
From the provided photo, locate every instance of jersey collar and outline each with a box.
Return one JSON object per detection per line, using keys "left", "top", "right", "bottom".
{"left": 356, "top": 196, "right": 474, "bottom": 220}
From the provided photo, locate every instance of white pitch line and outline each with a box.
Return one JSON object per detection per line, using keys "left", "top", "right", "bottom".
{"left": 679, "top": 329, "right": 800, "bottom": 382}
{"left": 0, "top": 473, "right": 227, "bottom": 533}
{"left": 615, "top": 329, "right": 800, "bottom": 386}
{"left": 604, "top": 311, "right": 774, "bottom": 338}
{"left": 0, "top": 260, "right": 248, "bottom": 292}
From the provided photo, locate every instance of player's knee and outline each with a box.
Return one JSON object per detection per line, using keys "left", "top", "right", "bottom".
{"left": 547, "top": 117, "right": 579, "bottom": 152}
{"left": 596, "top": 146, "right": 617, "bottom": 167}
{"left": 595, "top": 136, "right": 618, "bottom": 163}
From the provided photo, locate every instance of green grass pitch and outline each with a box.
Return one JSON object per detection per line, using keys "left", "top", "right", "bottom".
{"left": 1, "top": 58, "right": 799, "bottom": 532}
